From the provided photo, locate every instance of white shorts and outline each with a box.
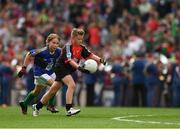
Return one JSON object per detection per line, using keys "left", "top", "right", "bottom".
{"left": 34, "top": 73, "right": 56, "bottom": 87}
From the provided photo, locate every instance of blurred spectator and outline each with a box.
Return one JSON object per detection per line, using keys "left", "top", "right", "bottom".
{"left": 144, "top": 54, "right": 161, "bottom": 107}
{"left": 88, "top": 22, "right": 101, "bottom": 48}
{"left": 84, "top": 72, "right": 97, "bottom": 106}
{"left": 131, "top": 53, "right": 147, "bottom": 107}
{"left": 0, "top": 59, "right": 14, "bottom": 107}
{"left": 172, "top": 52, "right": 180, "bottom": 107}
{"left": 25, "top": 64, "right": 34, "bottom": 95}
{"left": 111, "top": 59, "right": 123, "bottom": 106}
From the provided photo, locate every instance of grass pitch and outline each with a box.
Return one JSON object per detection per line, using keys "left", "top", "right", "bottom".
{"left": 0, "top": 106, "right": 180, "bottom": 128}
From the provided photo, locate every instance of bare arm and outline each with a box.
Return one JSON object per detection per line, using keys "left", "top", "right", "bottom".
{"left": 22, "top": 52, "right": 32, "bottom": 67}
{"left": 90, "top": 54, "right": 107, "bottom": 65}
{"left": 18, "top": 52, "right": 33, "bottom": 77}
{"left": 90, "top": 54, "right": 101, "bottom": 64}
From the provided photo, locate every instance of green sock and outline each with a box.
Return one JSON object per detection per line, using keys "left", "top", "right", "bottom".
{"left": 48, "top": 95, "right": 56, "bottom": 106}
{"left": 23, "top": 91, "right": 36, "bottom": 106}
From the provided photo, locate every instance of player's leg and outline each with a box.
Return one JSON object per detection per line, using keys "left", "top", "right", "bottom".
{"left": 46, "top": 78, "right": 59, "bottom": 113}
{"left": 20, "top": 75, "right": 48, "bottom": 114}
{"left": 32, "top": 81, "right": 62, "bottom": 116}
{"left": 19, "top": 85, "right": 43, "bottom": 115}
{"left": 62, "top": 75, "right": 80, "bottom": 116}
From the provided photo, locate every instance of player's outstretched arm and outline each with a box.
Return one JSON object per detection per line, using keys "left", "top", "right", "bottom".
{"left": 18, "top": 52, "right": 32, "bottom": 78}
{"left": 90, "top": 54, "right": 107, "bottom": 65}
{"left": 69, "top": 60, "right": 90, "bottom": 73}
{"left": 23, "top": 52, "right": 32, "bottom": 67}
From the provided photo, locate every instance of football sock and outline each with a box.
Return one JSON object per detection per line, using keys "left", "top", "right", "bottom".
{"left": 36, "top": 101, "right": 43, "bottom": 110}
{"left": 48, "top": 95, "right": 55, "bottom": 106}
{"left": 66, "top": 104, "right": 72, "bottom": 111}
{"left": 24, "top": 91, "right": 36, "bottom": 106}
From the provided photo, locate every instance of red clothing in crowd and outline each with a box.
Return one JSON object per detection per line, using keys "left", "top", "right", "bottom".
{"left": 88, "top": 26, "right": 100, "bottom": 47}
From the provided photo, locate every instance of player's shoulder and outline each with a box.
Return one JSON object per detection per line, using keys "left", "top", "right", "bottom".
{"left": 55, "top": 47, "right": 62, "bottom": 53}
{"left": 80, "top": 43, "right": 86, "bottom": 47}
{"left": 56, "top": 47, "right": 62, "bottom": 51}
{"left": 29, "top": 47, "right": 47, "bottom": 56}
{"left": 35, "top": 47, "right": 47, "bottom": 54}
{"left": 63, "top": 42, "right": 72, "bottom": 50}
{"left": 80, "top": 44, "right": 89, "bottom": 49}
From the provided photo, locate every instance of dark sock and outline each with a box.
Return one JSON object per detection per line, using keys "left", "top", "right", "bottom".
{"left": 36, "top": 101, "right": 44, "bottom": 110}
{"left": 48, "top": 95, "right": 55, "bottom": 106}
{"left": 66, "top": 104, "right": 72, "bottom": 111}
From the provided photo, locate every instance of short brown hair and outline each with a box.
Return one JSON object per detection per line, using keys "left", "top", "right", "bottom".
{"left": 46, "top": 33, "right": 60, "bottom": 43}
{"left": 71, "top": 28, "right": 85, "bottom": 37}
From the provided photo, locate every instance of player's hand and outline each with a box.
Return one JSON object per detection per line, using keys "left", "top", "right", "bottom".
{"left": 78, "top": 66, "right": 90, "bottom": 74}
{"left": 18, "top": 66, "right": 26, "bottom": 78}
{"left": 100, "top": 58, "right": 107, "bottom": 65}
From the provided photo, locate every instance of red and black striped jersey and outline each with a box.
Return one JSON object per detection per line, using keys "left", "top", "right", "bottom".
{"left": 56, "top": 43, "right": 92, "bottom": 71}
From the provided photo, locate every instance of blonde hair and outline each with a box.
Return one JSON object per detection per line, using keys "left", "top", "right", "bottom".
{"left": 71, "top": 28, "right": 85, "bottom": 37}
{"left": 46, "top": 33, "right": 60, "bottom": 44}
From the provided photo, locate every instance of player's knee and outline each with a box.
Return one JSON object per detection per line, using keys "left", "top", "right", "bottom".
{"left": 68, "top": 83, "right": 75, "bottom": 90}
{"left": 48, "top": 91, "right": 56, "bottom": 97}
{"left": 49, "top": 87, "right": 58, "bottom": 95}
{"left": 32, "top": 90, "right": 40, "bottom": 96}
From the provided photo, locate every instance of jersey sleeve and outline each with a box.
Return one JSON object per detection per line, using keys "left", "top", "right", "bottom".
{"left": 29, "top": 49, "right": 43, "bottom": 57}
{"left": 81, "top": 45, "right": 92, "bottom": 59}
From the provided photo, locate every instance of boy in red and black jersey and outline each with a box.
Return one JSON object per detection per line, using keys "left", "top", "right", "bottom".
{"left": 55, "top": 43, "right": 92, "bottom": 79}
{"left": 32, "top": 28, "right": 106, "bottom": 116}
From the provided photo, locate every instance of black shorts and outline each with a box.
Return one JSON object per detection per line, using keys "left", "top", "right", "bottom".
{"left": 54, "top": 64, "right": 75, "bottom": 81}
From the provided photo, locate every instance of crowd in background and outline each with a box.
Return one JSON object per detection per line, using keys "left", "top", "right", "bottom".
{"left": 1, "top": 0, "right": 180, "bottom": 108}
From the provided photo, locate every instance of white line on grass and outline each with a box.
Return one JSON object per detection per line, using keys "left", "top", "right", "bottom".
{"left": 112, "top": 114, "right": 180, "bottom": 126}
